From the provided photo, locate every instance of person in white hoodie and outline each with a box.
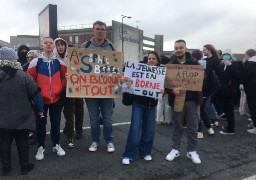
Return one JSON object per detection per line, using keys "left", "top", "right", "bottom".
{"left": 242, "top": 49, "right": 256, "bottom": 134}
{"left": 54, "top": 38, "right": 85, "bottom": 148}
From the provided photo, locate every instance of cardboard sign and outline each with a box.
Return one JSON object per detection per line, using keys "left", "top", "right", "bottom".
{"left": 165, "top": 64, "right": 204, "bottom": 91}
{"left": 123, "top": 62, "right": 166, "bottom": 99}
{"left": 66, "top": 47, "right": 122, "bottom": 98}
{"left": 174, "top": 91, "right": 186, "bottom": 112}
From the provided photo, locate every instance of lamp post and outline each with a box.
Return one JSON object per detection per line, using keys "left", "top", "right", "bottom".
{"left": 121, "top": 15, "right": 131, "bottom": 62}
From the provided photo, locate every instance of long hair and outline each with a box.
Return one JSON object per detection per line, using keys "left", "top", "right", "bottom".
{"left": 203, "top": 44, "right": 221, "bottom": 60}
{"left": 148, "top": 51, "right": 161, "bottom": 65}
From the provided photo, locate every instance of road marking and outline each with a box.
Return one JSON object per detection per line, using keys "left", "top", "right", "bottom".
{"left": 243, "top": 175, "right": 256, "bottom": 180}
{"left": 46, "top": 122, "right": 131, "bottom": 135}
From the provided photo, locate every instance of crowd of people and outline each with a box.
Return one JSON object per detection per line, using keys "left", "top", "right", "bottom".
{"left": 0, "top": 20, "right": 256, "bottom": 176}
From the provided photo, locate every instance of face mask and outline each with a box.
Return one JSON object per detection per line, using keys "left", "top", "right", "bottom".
{"left": 222, "top": 54, "right": 232, "bottom": 61}
{"left": 203, "top": 53, "right": 208, "bottom": 57}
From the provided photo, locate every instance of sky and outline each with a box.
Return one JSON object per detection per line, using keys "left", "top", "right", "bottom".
{"left": 1, "top": 0, "right": 256, "bottom": 53}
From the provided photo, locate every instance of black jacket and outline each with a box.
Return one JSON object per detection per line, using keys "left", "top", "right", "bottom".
{"left": 167, "top": 52, "right": 203, "bottom": 106}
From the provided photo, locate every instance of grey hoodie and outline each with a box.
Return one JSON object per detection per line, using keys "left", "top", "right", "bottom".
{"left": 80, "top": 37, "right": 116, "bottom": 51}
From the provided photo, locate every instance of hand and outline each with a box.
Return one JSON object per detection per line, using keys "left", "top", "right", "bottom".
{"left": 222, "top": 60, "right": 232, "bottom": 66}
{"left": 121, "top": 75, "right": 129, "bottom": 83}
{"left": 38, "top": 112, "right": 44, "bottom": 118}
{"left": 65, "top": 73, "right": 69, "bottom": 79}
{"left": 172, "top": 87, "right": 183, "bottom": 96}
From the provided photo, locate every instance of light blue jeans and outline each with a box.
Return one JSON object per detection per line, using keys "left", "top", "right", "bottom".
{"left": 204, "top": 96, "right": 218, "bottom": 119}
{"left": 85, "top": 98, "right": 113, "bottom": 143}
{"left": 122, "top": 100, "right": 156, "bottom": 160}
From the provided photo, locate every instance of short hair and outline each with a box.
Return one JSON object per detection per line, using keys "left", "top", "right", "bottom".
{"left": 175, "top": 39, "right": 186, "bottom": 44}
{"left": 245, "top": 49, "right": 256, "bottom": 57}
{"left": 93, "top": 21, "right": 106, "bottom": 28}
{"left": 191, "top": 50, "right": 202, "bottom": 61}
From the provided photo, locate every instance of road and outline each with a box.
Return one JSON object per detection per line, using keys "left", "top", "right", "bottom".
{"left": 1, "top": 98, "right": 256, "bottom": 180}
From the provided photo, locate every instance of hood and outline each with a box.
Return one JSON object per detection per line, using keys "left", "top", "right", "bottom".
{"left": 53, "top": 37, "right": 68, "bottom": 62}
{"left": 249, "top": 56, "right": 256, "bottom": 62}
{"left": 222, "top": 48, "right": 236, "bottom": 61}
{"left": 17, "top": 45, "right": 30, "bottom": 65}
{"left": 0, "top": 69, "right": 7, "bottom": 83}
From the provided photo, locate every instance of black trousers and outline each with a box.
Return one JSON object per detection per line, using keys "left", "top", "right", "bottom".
{"left": 198, "top": 97, "right": 212, "bottom": 132}
{"left": 0, "top": 129, "right": 30, "bottom": 169}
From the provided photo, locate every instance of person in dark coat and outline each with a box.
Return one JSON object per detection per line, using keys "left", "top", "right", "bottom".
{"left": 0, "top": 47, "right": 37, "bottom": 176}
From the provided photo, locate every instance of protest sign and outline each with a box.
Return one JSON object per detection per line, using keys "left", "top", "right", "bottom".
{"left": 165, "top": 64, "right": 204, "bottom": 91}
{"left": 123, "top": 62, "right": 166, "bottom": 99}
{"left": 165, "top": 64, "right": 204, "bottom": 112}
{"left": 66, "top": 47, "right": 122, "bottom": 98}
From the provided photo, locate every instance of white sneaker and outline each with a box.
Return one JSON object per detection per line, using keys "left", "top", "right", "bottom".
{"left": 207, "top": 128, "right": 215, "bottom": 135}
{"left": 187, "top": 151, "right": 201, "bottom": 164}
{"left": 247, "top": 128, "right": 256, "bottom": 134}
{"left": 144, "top": 155, "right": 152, "bottom": 161}
{"left": 166, "top": 149, "right": 180, "bottom": 161}
{"left": 89, "top": 142, "right": 99, "bottom": 152}
{"left": 35, "top": 146, "right": 45, "bottom": 160}
{"left": 52, "top": 144, "right": 66, "bottom": 156}
{"left": 107, "top": 142, "right": 115, "bottom": 153}
{"left": 122, "top": 158, "right": 130, "bottom": 165}
{"left": 197, "top": 132, "right": 204, "bottom": 139}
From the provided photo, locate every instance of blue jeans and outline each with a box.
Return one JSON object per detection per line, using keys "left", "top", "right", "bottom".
{"left": 122, "top": 100, "right": 156, "bottom": 160}
{"left": 85, "top": 98, "right": 113, "bottom": 143}
{"left": 204, "top": 96, "right": 218, "bottom": 119}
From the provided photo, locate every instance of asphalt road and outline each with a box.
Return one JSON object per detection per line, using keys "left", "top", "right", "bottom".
{"left": 1, "top": 98, "right": 256, "bottom": 180}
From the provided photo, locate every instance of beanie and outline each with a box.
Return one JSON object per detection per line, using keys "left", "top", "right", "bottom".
{"left": 0, "top": 47, "right": 18, "bottom": 60}
{"left": 0, "top": 47, "right": 22, "bottom": 70}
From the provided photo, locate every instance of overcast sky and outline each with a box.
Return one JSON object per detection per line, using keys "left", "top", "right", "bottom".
{"left": 1, "top": 0, "right": 255, "bottom": 53}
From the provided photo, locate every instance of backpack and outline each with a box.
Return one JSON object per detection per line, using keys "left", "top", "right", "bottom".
{"left": 84, "top": 40, "right": 115, "bottom": 51}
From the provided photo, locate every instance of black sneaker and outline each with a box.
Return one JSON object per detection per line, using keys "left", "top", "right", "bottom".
{"left": 219, "top": 127, "right": 234, "bottom": 135}
{"left": 21, "top": 163, "right": 34, "bottom": 175}
{"left": 75, "top": 132, "right": 83, "bottom": 140}
{"left": 67, "top": 138, "right": 75, "bottom": 148}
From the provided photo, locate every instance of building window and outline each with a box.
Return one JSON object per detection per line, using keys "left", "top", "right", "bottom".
{"left": 75, "top": 36, "right": 79, "bottom": 44}
{"left": 69, "top": 36, "right": 73, "bottom": 44}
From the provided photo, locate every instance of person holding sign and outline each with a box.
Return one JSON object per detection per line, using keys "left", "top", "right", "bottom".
{"left": 80, "top": 21, "right": 116, "bottom": 153}
{"left": 122, "top": 51, "right": 161, "bottom": 165}
{"left": 165, "top": 40, "right": 202, "bottom": 164}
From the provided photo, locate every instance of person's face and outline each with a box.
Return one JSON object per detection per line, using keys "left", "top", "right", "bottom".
{"left": 203, "top": 47, "right": 210, "bottom": 57}
{"left": 147, "top": 53, "right": 158, "bottom": 66}
{"left": 41, "top": 38, "right": 54, "bottom": 53}
{"left": 56, "top": 42, "right": 66, "bottom": 54}
{"left": 26, "top": 54, "right": 34, "bottom": 62}
{"left": 174, "top": 42, "right": 186, "bottom": 58}
{"left": 93, "top": 24, "right": 106, "bottom": 41}
{"left": 126, "top": 81, "right": 131, "bottom": 87}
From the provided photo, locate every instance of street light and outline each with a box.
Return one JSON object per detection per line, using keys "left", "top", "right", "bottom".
{"left": 121, "top": 15, "right": 131, "bottom": 62}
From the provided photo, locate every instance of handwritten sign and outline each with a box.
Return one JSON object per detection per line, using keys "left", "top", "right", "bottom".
{"left": 66, "top": 47, "right": 122, "bottom": 98}
{"left": 165, "top": 64, "right": 204, "bottom": 91}
{"left": 123, "top": 62, "right": 166, "bottom": 99}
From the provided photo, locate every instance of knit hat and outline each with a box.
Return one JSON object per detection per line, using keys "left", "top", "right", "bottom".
{"left": 0, "top": 47, "right": 18, "bottom": 60}
{"left": 0, "top": 47, "right": 22, "bottom": 70}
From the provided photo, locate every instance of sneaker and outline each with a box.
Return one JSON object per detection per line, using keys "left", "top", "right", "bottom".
{"left": 187, "top": 151, "right": 201, "bottom": 164}
{"left": 166, "top": 149, "right": 180, "bottom": 161}
{"left": 248, "top": 118, "right": 252, "bottom": 122}
{"left": 248, "top": 122, "right": 254, "bottom": 129}
{"left": 107, "top": 142, "right": 115, "bottom": 153}
{"left": 144, "top": 155, "right": 152, "bottom": 161}
{"left": 21, "top": 163, "right": 34, "bottom": 175}
{"left": 67, "top": 138, "right": 75, "bottom": 148}
{"left": 52, "top": 144, "right": 66, "bottom": 156}
{"left": 207, "top": 128, "right": 215, "bottom": 135}
{"left": 247, "top": 128, "right": 256, "bottom": 134}
{"left": 35, "top": 146, "right": 45, "bottom": 160}
{"left": 122, "top": 158, "right": 130, "bottom": 165}
{"left": 212, "top": 121, "right": 220, "bottom": 127}
{"left": 197, "top": 132, "right": 204, "bottom": 139}
{"left": 75, "top": 132, "right": 83, "bottom": 139}
{"left": 219, "top": 127, "right": 234, "bottom": 135}
{"left": 89, "top": 142, "right": 99, "bottom": 152}
{"left": 28, "top": 132, "right": 34, "bottom": 139}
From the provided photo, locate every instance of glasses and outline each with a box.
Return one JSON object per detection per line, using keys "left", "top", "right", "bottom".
{"left": 94, "top": 28, "right": 106, "bottom": 32}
